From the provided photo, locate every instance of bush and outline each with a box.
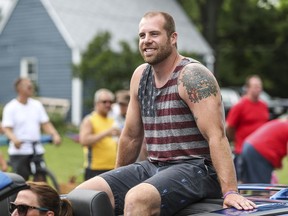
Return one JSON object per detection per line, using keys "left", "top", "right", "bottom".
{"left": 47, "top": 112, "right": 67, "bottom": 134}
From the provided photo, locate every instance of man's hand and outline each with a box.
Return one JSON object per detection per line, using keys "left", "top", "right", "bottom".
{"left": 109, "top": 127, "right": 121, "bottom": 137}
{"left": 223, "top": 193, "right": 257, "bottom": 210}
{"left": 13, "top": 139, "right": 22, "bottom": 149}
{"left": 52, "top": 134, "right": 61, "bottom": 146}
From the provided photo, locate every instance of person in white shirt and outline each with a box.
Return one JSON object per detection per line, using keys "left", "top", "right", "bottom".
{"left": 2, "top": 77, "right": 61, "bottom": 180}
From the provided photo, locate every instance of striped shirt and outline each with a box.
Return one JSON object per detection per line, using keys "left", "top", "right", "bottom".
{"left": 138, "top": 58, "right": 211, "bottom": 162}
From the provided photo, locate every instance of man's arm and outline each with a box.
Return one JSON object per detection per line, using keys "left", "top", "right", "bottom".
{"left": 41, "top": 122, "right": 61, "bottom": 145}
{"left": 79, "top": 115, "right": 120, "bottom": 147}
{"left": 116, "top": 65, "right": 146, "bottom": 167}
{"left": 2, "top": 127, "right": 22, "bottom": 149}
{"left": 178, "top": 63, "right": 256, "bottom": 210}
{"left": 2, "top": 106, "right": 22, "bottom": 148}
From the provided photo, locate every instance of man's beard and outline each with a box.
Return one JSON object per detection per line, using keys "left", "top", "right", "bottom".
{"left": 141, "top": 41, "right": 172, "bottom": 65}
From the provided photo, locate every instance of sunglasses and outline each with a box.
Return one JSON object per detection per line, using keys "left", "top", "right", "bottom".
{"left": 9, "top": 202, "right": 49, "bottom": 216}
{"left": 99, "top": 100, "right": 113, "bottom": 104}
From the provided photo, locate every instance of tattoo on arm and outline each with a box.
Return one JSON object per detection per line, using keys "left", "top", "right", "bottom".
{"left": 179, "top": 66, "right": 218, "bottom": 103}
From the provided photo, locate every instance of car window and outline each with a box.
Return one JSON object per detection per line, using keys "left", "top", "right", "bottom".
{"left": 221, "top": 88, "right": 240, "bottom": 106}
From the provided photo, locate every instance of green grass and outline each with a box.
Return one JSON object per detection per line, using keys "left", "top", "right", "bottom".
{"left": 276, "top": 159, "right": 288, "bottom": 185}
{"left": 0, "top": 136, "right": 84, "bottom": 185}
{"left": 44, "top": 136, "right": 84, "bottom": 184}
{"left": 1, "top": 137, "right": 288, "bottom": 186}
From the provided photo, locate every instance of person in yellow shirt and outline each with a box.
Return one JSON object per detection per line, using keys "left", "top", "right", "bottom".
{"left": 79, "top": 88, "right": 121, "bottom": 180}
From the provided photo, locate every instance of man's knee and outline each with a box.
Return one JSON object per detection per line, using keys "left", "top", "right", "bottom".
{"left": 77, "top": 176, "right": 105, "bottom": 189}
{"left": 125, "top": 183, "right": 161, "bottom": 215}
{"left": 76, "top": 176, "right": 115, "bottom": 208}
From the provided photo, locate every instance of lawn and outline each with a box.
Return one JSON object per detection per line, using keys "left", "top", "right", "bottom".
{"left": 44, "top": 136, "right": 84, "bottom": 184}
{"left": 276, "top": 159, "right": 288, "bottom": 185}
{"left": 0, "top": 136, "right": 85, "bottom": 190}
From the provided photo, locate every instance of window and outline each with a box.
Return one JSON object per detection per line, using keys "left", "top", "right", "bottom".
{"left": 20, "top": 57, "right": 38, "bottom": 82}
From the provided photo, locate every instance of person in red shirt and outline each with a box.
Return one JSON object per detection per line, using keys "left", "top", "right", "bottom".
{"left": 241, "top": 117, "right": 288, "bottom": 183}
{"left": 226, "top": 75, "right": 269, "bottom": 181}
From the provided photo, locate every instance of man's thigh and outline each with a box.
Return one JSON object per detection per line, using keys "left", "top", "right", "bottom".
{"left": 100, "top": 160, "right": 155, "bottom": 215}
{"left": 145, "top": 159, "right": 221, "bottom": 216}
{"left": 102, "top": 159, "right": 221, "bottom": 216}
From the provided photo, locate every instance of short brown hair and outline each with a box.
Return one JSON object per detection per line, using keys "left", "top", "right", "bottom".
{"left": 244, "top": 74, "right": 261, "bottom": 88}
{"left": 116, "top": 90, "right": 130, "bottom": 105}
{"left": 14, "top": 77, "right": 29, "bottom": 92}
{"left": 143, "top": 11, "right": 176, "bottom": 37}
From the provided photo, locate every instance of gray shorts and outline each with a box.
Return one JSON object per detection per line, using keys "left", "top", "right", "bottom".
{"left": 100, "top": 158, "right": 221, "bottom": 216}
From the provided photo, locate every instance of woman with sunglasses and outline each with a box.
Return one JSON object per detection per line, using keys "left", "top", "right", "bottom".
{"left": 9, "top": 181, "right": 73, "bottom": 216}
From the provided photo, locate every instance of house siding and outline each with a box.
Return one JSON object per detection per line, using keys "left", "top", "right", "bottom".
{"left": 0, "top": 0, "right": 72, "bottom": 113}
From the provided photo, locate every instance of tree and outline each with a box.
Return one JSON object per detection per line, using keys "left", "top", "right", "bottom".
{"left": 178, "top": 0, "right": 288, "bottom": 97}
{"left": 73, "top": 31, "right": 143, "bottom": 109}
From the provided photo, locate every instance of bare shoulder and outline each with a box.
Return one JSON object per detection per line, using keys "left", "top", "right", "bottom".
{"left": 130, "top": 63, "right": 148, "bottom": 94}
{"left": 132, "top": 63, "right": 148, "bottom": 79}
{"left": 178, "top": 63, "right": 219, "bottom": 103}
{"left": 80, "top": 114, "right": 92, "bottom": 127}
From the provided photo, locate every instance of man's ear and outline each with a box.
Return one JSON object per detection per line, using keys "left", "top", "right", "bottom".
{"left": 170, "top": 32, "right": 178, "bottom": 47}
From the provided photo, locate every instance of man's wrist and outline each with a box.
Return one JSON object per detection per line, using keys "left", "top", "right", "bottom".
{"left": 52, "top": 133, "right": 60, "bottom": 137}
{"left": 222, "top": 190, "right": 239, "bottom": 199}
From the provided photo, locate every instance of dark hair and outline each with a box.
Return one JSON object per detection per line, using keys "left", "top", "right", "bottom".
{"left": 143, "top": 11, "right": 176, "bottom": 37}
{"left": 116, "top": 90, "right": 130, "bottom": 104}
{"left": 27, "top": 181, "right": 73, "bottom": 216}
